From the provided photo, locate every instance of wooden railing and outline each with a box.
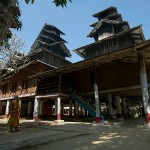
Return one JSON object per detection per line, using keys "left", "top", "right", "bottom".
{"left": 37, "top": 82, "right": 69, "bottom": 95}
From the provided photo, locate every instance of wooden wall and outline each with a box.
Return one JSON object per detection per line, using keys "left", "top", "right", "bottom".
{"left": 30, "top": 51, "right": 71, "bottom": 68}
{"left": 86, "top": 34, "right": 133, "bottom": 59}
{"left": 72, "top": 62, "right": 150, "bottom": 95}
{"left": 0, "top": 62, "right": 53, "bottom": 99}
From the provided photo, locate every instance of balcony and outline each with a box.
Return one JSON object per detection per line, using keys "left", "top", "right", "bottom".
{"left": 37, "top": 82, "right": 69, "bottom": 95}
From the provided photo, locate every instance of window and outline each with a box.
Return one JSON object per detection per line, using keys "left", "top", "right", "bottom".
{"left": 22, "top": 80, "right": 28, "bottom": 89}
{"left": 11, "top": 82, "right": 17, "bottom": 92}
{"left": 2, "top": 84, "right": 7, "bottom": 94}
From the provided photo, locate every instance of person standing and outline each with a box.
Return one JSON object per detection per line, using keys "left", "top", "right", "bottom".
{"left": 8, "top": 95, "right": 20, "bottom": 132}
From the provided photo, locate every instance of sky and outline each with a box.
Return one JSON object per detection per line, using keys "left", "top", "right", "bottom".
{"left": 15, "top": 0, "right": 150, "bottom": 63}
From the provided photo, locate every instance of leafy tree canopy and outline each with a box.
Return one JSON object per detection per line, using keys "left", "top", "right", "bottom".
{"left": 25, "top": 0, "right": 72, "bottom": 7}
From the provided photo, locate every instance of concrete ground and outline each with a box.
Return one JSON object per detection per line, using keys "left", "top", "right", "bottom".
{"left": 0, "top": 118, "right": 150, "bottom": 150}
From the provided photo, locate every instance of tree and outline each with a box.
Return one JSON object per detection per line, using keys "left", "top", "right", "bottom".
{"left": 0, "top": 0, "right": 22, "bottom": 46}
{"left": 25, "top": 0, "right": 72, "bottom": 7}
{"left": 0, "top": 33, "right": 27, "bottom": 69}
{"left": 0, "top": 0, "right": 72, "bottom": 47}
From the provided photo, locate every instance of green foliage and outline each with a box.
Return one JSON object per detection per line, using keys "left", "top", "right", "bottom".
{"left": 1, "top": 30, "right": 12, "bottom": 48}
{"left": 0, "top": 0, "right": 7, "bottom": 6}
{"left": 53, "top": 0, "right": 72, "bottom": 7}
{"left": 25, "top": 0, "right": 35, "bottom": 4}
{"left": 25, "top": 0, "right": 72, "bottom": 7}
{"left": 0, "top": 1, "right": 22, "bottom": 48}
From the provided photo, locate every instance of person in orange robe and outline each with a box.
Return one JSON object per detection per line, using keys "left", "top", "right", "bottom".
{"left": 8, "top": 95, "right": 20, "bottom": 132}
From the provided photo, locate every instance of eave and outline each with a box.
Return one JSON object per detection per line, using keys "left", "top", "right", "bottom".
{"left": 76, "top": 25, "right": 144, "bottom": 58}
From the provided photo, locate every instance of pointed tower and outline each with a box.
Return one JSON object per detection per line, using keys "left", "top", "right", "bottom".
{"left": 74, "top": 6, "right": 145, "bottom": 59}
{"left": 87, "top": 6, "right": 130, "bottom": 41}
{"left": 28, "top": 24, "right": 71, "bottom": 68}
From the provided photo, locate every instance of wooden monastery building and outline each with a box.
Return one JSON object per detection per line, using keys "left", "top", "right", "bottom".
{"left": 0, "top": 7, "right": 150, "bottom": 125}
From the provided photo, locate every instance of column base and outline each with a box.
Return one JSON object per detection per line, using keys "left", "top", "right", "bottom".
{"left": 5, "top": 115, "right": 9, "bottom": 118}
{"left": 54, "top": 120, "right": 65, "bottom": 124}
{"left": 33, "top": 116, "right": 39, "bottom": 122}
{"left": 95, "top": 117, "right": 100, "bottom": 123}
{"left": 92, "top": 121, "right": 104, "bottom": 127}
{"left": 144, "top": 123, "right": 150, "bottom": 128}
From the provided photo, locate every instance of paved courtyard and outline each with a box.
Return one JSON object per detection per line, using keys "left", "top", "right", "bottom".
{"left": 0, "top": 118, "right": 150, "bottom": 150}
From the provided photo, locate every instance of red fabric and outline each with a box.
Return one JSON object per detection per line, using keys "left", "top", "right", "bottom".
{"left": 145, "top": 113, "right": 150, "bottom": 124}
{"left": 96, "top": 117, "right": 100, "bottom": 123}
{"left": 57, "top": 113, "right": 61, "bottom": 120}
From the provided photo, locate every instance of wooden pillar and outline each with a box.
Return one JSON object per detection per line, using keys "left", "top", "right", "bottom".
{"left": 78, "top": 106, "right": 81, "bottom": 117}
{"left": 115, "top": 96, "right": 122, "bottom": 118}
{"left": 82, "top": 109, "right": 85, "bottom": 116}
{"left": 54, "top": 96, "right": 64, "bottom": 123}
{"left": 33, "top": 96, "right": 39, "bottom": 120}
{"left": 0, "top": 101, "right": 2, "bottom": 115}
{"left": 75, "top": 102, "right": 79, "bottom": 118}
{"left": 85, "top": 110, "right": 88, "bottom": 117}
{"left": 122, "top": 98, "right": 127, "bottom": 118}
{"left": 18, "top": 99, "right": 21, "bottom": 117}
{"left": 93, "top": 66, "right": 100, "bottom": 123}
{"left": 73, "top": 101, "right": 76, "bottom": 116}
{"left": 27, "top": 101, "right": 32, "bottom": 116}
{"left": 54, "top": 100, "right": 57, "bottom": 117}
{"left": 58, "top": 73, "right": 61, "bottom": 93}
{"left": 107, "top": 93, "right": 113, "bottom": 117}
{"left": 5, "top": 100, "right": 10, "bottom": 118}
{"left": 80, "top": 106, "right": 83, "bottom": 117}
{"left": 69, "top": 100, "right": 72, "bottom": 117}
{"left": 61, "top": 102, "right": 64, "bottom": 116}
{"left": 138, "top": 53, "right": 150, "bottom": 124}
{"left": 39, "top": 100, "right": 44, "bottom": 116}
{"left": 57, "top": 96, "right": 61, "bottom": 120}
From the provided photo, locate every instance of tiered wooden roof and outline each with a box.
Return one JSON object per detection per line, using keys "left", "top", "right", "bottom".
{"left": 88, "top": 19, "right": 129, "bottom": 38}
{"left": 29, "top": 23, "right": 71, "bottom": 58}
{"left": 88, "top": 6, "right": 130, "bottom": 39}
{"left": 92, "top": 6, "right": 117, "bottom": 18}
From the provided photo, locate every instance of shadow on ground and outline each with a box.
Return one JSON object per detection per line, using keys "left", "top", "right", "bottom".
{"left": 0, "top": 118, "right": 150, "bottom": 150}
